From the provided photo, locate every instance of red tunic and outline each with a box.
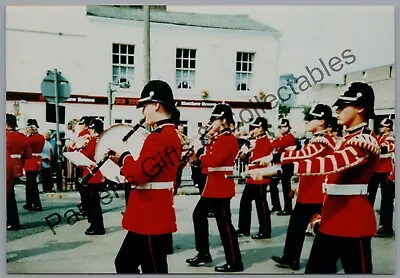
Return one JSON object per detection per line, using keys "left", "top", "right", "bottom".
{"left": 292, "top": 123, "right": 379, "bottom": 237}
{"left": 6, "top": 130, "right": 32, "bottom": 177}
{"left": 200, "top": 129, "right": 238, "bottom": 198}
{"left": 375, "top": 133, "right": 395, "bottom": 173}
{"left": 80, "top": 135, "right": 103, "bottom": 184}
{"left": 6, "top": 150, "right": 15, "bottom": 193}
{"left": 24, "top": 133, "right": 45, "bottom": 172}
{"left": 272, "top": 132, "right": 296, "bottom": 154}
{"left": 120, "top": 121, "right": 182, "bottom": 235}
{"left": 246, "top": 134, "right": 273, "bottom": 185}
{"left": 281, "top": 131, "right": 335, "bottom": 204}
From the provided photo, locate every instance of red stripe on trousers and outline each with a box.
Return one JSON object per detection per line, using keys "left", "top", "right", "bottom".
{"left": 359, "top": 240, "right": 365, "bottom": 273}
{"left": 223, "top": 205, "right": 236, "bottom": 263}
{"left": 148, "top": 236, "right": 157, "bottom": 273}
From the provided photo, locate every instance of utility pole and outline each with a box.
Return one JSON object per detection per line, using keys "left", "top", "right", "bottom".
{"left": 144, "top": 5, "right": 151, "bottom": 83}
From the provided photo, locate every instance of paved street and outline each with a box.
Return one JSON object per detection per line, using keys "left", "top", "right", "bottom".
{"left": 6, "top": 181, "right": 396, "bottom": 274}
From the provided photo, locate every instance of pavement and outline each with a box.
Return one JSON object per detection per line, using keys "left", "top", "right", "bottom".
{"left": 6, "top": 180, "right": 396, "bottom": 274}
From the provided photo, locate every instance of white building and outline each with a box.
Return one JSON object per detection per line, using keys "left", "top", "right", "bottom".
{"left": 284, "top": 64, "right": 395, "bottom": 136}
{"left": 6, "top": 5, "right": 281, "bottom": 139}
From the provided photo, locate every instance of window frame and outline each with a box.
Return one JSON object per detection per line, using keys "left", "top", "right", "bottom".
{"left": 235, "top": 51, "right": 255, "bottom": 92}
{"left": 112, "top": 43, "right": 135, "bottom": 86}
{"left": 175, "top": 48, "right": 197, "bottom": 90}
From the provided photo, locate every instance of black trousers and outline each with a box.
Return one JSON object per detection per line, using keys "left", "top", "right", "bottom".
{"left": 88, "top": 184, "right": 104, "bottom": 230}
{"left": 379, "top": 179, "right": 395, "bottom": 230}
{"left": 42, "top": 167, "right": 53, "bottom": 192}
{"left": 193, "top": 197, "right": 242, "bottom": 265}
{"left": 76, "top": 167, "right": 90, "bottom": 216}
{"left": 197, "top": 174, "right": 207, "bottom": 195}
{"left": 305, "top": 232, "right": 373, "bottom": 274}
{"left": 7, "top": 179, "right": 20, "bottom": 227}
{"left": 238, "top": 183, "right": 271, "bottom": 235}
{"left": 115, "top": 231, "right": 171, "bottom": 273}
{"left": 26, "top": 170, "right": 42, "bottom": 208}
{"left": 124, "top": 183, "right": 131, "bottom": 206}
{"left": 367, "top": 172, "right": 389, "bottom": 207}
{"left": 269, "top": 174, "right": 293, "bottom": 212}
{"left": 283, "top": 202, "right": 322, "bottom": 261}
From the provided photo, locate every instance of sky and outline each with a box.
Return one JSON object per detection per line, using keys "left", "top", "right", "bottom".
{"left": 167, "top": 6, "right": 395, "bottom": 82}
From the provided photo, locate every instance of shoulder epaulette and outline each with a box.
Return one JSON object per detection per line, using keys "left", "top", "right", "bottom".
{"left": 346, "top": 133, "right": 380, "bottom": 155}
{"left": 310, "top": 136, "right": 335, "bottom": 149}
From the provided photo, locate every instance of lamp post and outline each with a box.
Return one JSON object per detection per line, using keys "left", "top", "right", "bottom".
{"left": 108, "top": 81, "right": 130, "bottom": 127}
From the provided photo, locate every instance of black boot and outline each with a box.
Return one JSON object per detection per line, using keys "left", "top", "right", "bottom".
{"left": 236, "top": 229, "right": 250, "bottom": 236}
{"left": 272, "top": 255, "right": 299, "bottom": 270}
{"left": 251, "top": 232, "right": 271, "bottom": 239}
{"left": 214, "top": 262, "right": 244, "bottom": 272}
{"left": 375, "top": 227, "right": 394, "bottom": 238}
{"left": 186, "top": 253, "right": 212, "bottom": 266}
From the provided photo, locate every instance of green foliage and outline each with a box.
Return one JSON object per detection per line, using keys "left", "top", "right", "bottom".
{"left": 302, "top": 105, "right": 312, "bottom": 120}
{"left": 279, "top": 104, "right": 291, "bottom": 118}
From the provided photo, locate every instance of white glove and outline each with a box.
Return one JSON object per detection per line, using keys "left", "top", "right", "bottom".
{"left": 245, "top": 165, "right": 281, "bottom": 180}
{"left": 252, "top": 154, "right": 273, "bottom": 166}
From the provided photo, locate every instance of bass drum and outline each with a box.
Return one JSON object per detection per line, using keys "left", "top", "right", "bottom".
{"left": 94, "top": 124, "right": 149, "bottom": 183}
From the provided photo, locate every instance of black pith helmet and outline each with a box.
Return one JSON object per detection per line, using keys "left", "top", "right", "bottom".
{"left": 380, "top": 118, "right": 393, "bottom": 131}
{"left": 332, "top": 82, "right": 375, "bottom": 118}
{"left": 305, "top": 104, "right": 334, "bottom": 126}
{"left": 26, "top": 118, "right": 39, "bottom": 129}
{"left": 250, "top": 117, "right": 270, "bottom": 132}
{"left": 137, "top": 80, "right": 177, "bottom": 112}
{"left": 6, "top": 113, "right": 18, "bottom": 128}
{"left": 278, "top": 118, "right": 291, "bottom": 129}
{"left": 209, "top": 103, "right": 235, "bottom": 125}
{"left": 89, "top": 118, "right": 104, "bottom": 134}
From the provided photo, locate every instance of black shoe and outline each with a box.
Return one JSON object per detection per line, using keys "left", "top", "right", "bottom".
{"left": 272, "top": 255, "right": 299, "bottom": 270}
{"left": 277, "top": 210, "right": 291, "bottom": 216}
{"left": 375, "top": 227, "right": 394, "bottom": 238}
{"left": 270, "top": 207, "right": 281, "bottom": 213}
{"left": 251, "top": 233, "right": 271, "bottom": 239}
{"left": 7, "top": 224, "right": 20, "bottom": 231}
{"left": 28, "top": 206, "right": 43, "bottom": 212}
{"left": 214, "top": 263, "right": 244, "bottom": 272}
{"left": 85, "top": 228, "right": 105, "bottom": 235}
{"left": 186, "top": 253, "right": 212, "bottom": 266}
{"left": 23, "top": 204, "right": 32, "bottom": 210}
{"left": 236, "top": 229, "right": 250, "bottom": 236}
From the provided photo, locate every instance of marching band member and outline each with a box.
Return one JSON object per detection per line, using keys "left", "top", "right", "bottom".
{"left": 111, "top": 80, "right": 182, "bottom": 274}
{"left": 246, "top": 82, "right": 380, "bottom": 274}
{"left": 255, "top": 104, "right": 336, "bottom": 270}
{"left": 80, "top": 118, "right": 106, "bottom": 235}
{"left": 24, "top": 119, "right": 45, "bottom": 211}
{"left": 69, "top": 116, "right": 93, "bottom": 216}
{"left": 368, "top": 118, "right": 395, "bottom": 237}
{"left": 236, "top": 117, "right": 273, "bottom": 239}
{"left": 270, "top": 118, "right": 297, "bottom": 215}
{"left": 6, "top": 113, "right": 32, "bottom": 230}
{"left": 186, "top": 103, "right": 244, "bottom": 273}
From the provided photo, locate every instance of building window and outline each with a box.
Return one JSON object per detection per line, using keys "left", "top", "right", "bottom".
{"left": 124, "top": 119, "right": 132, "bottom": 124}
{"left": 176, "top": 48, "right": 196, "bottom": 89}
{"left": 112, "top": 43, "right": 135, "bottom": 86}
{"left": 236, "top": 52, "right": 254, "bottom": 91}
{"left": 114, "top": 119, "right": 123, "bottom": 124}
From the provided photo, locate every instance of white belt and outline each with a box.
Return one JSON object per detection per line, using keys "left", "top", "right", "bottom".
{"left": 208, "top": 166, "right": 234, "bottom": 172}
{"left": 323, "top": 184, "right": 368, "bottom": 195}
{"left": 132, "top": 182, "right": 174, "bottom": 190}
{"left": 10, "top": 154, "right": 21, "bottom": 159}
{"left": 380, "top": 153, "right": 392, "bottom": 158}
{"left": 33, "top": 153, "right": 42, "bottom": 157}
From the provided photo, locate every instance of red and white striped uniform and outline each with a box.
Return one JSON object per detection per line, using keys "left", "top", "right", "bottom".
{"left": 375, "top": 133, "right": 395, "bottom": 173}
{"left": 281, "top": 130, "right": 335, "bottom": 204}
{"left": 292, "top": 122, "right": 380, "bottom": 237}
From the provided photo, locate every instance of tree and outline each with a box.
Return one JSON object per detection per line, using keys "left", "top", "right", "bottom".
{"left": 278, "top": 104, "right": 291, "bottom": 119}
{"left": 302, "top": 105, "right": 312, "bottom": 120}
